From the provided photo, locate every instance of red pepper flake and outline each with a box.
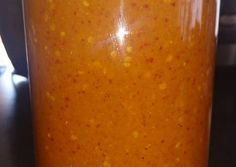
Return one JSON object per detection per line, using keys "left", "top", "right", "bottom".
{"left": 104, "top": 93, "right": 109, "bottom": 99}
{"left": 155, "top": 37, "right": 159, "bottom": 41}
{"left": 164, "top": 17, "right": 169, "bottom": 23}
{"left": 65, "top": 97, "right": 70, "bottom": 101}
{"left": 161, "top": 96, "right": 168, "bottom": 100}
{"left": 72, "top": 78, "right": 77, "bottom": 83}
{"left": 154, "top": 73, "right": 162, "bottom": 79}
{"left": 86, "top": 123, "right": 91, "bottom": 128}
{"left": 138, "top": 74, "right": 142, "bottom": 79}
{"left": 131, "top": 94, "right": 136, "bottom": 98}
{"left": 108, "top": 79, "right": 113, "bottom": 84}
{"left": 139, "top": 42, "right": 151, "bottom": 49}
{"left": 96, "top": 124, "right": 101, "bottom": 128}
{"left": 192, "top": 79, "right": 196, "bottom": 85}
{"left": 168, "top": 67, "right": 173, "bottom": 71}
{"left": 81, "top": 38, "right": 85, "bottom": 42}
{"left": 76, "top": 145, "right": 81, "bottom": 150}
{"left": 143, "top": 4, "right": 149, "bottom": 9}
{"left": 55, "top": 59, "right": 61, "bottom": 64}
{"left": 131, "top": 2, "right": 137, "bottom": 7}
{"left": 141, "top": 113, "right": 147, "bottom": 127}
{"left": 171, "top": 2, "right": 176, "bottom": 7}
{"left": 161, "top": 139, "right": 165, "bottom": 143}
{"left": 61, "top": 40, "right": 66, "bottom": 47}
{"left": 73, "top": 11, "right": 77, "bottom": 16}
{"left": 145, "top": 57, "right": 154, "bottom": 63}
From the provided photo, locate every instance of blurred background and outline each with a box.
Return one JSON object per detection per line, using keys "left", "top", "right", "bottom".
{"left": 0, "top": 0, "right": 236, "bottom": 166}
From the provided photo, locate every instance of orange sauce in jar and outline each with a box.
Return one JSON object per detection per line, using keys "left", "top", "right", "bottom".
{"left": 24, "top": 0, "right": 218, "bottom": 166}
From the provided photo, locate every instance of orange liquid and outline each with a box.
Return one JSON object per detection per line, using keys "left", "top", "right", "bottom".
{"left": 24, "top": 0, "right": 217, "bottom": 166}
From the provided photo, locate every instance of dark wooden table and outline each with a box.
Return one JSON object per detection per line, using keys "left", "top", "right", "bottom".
{"left": 0, "top": 67, "right": 236, "bottom": 167}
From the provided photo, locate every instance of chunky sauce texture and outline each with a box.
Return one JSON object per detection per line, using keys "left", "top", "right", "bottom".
{"left": 24, "top": 0, "right": 217, "bottom": 166}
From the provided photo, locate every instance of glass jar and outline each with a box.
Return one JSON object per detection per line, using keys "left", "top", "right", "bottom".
{"left": 23, "top": 0, "right": 219, "bottom": 166}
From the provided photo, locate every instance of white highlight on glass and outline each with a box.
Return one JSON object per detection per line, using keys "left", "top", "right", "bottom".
{"left": 116, "top": 24, "right": 129, "bottom": 45}
{"left": 115, "top": 0, "right": 129, "bottom": 46}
